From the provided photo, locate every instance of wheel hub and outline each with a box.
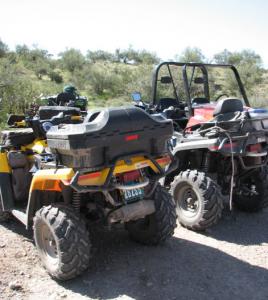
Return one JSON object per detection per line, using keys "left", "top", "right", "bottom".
{"left": 240, "top": 183, "right": 258, "bottom": 196}
{"left": 186, "top": 197, "right": 198, "bottom": 210}
{"left": 175, "top": 183, "right": 200, "bottom": 218}
{"left": 41, "top": 224, "right": 58, "bottom": 261}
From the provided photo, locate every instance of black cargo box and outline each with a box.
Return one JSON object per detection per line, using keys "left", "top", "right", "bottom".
{"left": 47, "top": 106, "right": 173, "bottom": 169}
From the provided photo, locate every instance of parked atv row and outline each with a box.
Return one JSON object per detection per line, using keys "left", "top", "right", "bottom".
{"left": 132, "top": 62, "right": 268, "bottom": 231}
{"left": 0, "top": 104, "right": 177, "bottom": 280}
{"left": 1, "top": 62, "right": 268, "bottom": 281}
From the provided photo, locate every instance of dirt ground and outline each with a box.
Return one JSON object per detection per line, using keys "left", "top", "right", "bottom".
{"left": 0, "top": 207, "right": 267, "bottom": 300}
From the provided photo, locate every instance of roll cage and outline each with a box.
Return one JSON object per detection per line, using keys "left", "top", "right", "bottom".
{"left": 151, "top": 62, "right": 250, "bottom": 116}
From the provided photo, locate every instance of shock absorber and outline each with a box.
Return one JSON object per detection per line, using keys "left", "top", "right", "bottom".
{"left": 72, "top": 191, "right": 82, "bottom": 213}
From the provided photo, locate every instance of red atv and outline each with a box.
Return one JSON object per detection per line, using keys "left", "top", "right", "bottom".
{"left": 134, "top": 62, "right": 268, "bottom": 231}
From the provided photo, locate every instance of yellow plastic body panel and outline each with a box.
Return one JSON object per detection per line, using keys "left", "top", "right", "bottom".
{"left": 29, "top": 155, "right": 170, "bottom": 191}
{"left": 14, "top": 120, "right": 26, "bottom": 127}
{"left": 0, "top": 152, "right": 11, "bottom": 173}
{"left": 21, "top": 139, "right": 47, "bottom": 154}
{"left": 30, "top": 168, "right": 74, "bottom": 192}
{"left": 77, "top": 169, "right": 110, "bottom": 186}
{"left": 114, "top": 156, "right": 160, "bottom": 174}
{"left": 76, "top": 155, "right": 171, "bottom": 187}
{"left": 71, "top": 115, "right": 83, "bottom": 121}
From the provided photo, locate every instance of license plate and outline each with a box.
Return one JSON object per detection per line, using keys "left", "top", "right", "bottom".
{"left": 123, "top": 188, "right": 144, "bottom": 202}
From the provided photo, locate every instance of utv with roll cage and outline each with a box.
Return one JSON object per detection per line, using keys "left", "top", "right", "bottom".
{"left": 133, "top": 62, "right": 268, "bottom": 231}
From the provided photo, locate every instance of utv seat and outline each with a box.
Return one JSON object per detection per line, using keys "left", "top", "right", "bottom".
{"left": 157, "top": 98, "right": 188, "bottom": 130}
{"left": 157, "top": 98, "right": 180, "bottom": 110}
{"left": 213, "top": 98, "right": 243, "bottom": 121}
{"left": 192, "top": 97, "right": 209, "bottom": 105}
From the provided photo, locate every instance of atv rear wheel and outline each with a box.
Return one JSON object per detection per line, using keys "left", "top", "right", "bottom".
{"left": 234, "top": 167, "right": 268, "bottom": 212}
{"left": 33, "top": 204, "right": 91, "bottom": 280}
{"left": 125, "top": 184, "right": 177, "bottom": 245}
{"left": 170, "top": 170, "right": 223, "bottom": 231}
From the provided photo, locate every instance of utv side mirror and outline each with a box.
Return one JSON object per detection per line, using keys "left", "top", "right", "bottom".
{"left": 131, "top": 92, "right": 142, "bottom": 102}
{"left": 160, "top": 76, "right": 172, "bottom": 84}
{"left": 194, "top": 77, "right": 205, "bottom": 84}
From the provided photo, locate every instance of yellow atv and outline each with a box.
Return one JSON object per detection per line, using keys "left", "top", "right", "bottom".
{"left": 0, "top": 105, "right": 177, "bottom": 280}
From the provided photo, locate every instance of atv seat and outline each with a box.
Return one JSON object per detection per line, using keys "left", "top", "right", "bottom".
{"left": 7, "top": 114, "right": 25, "bottom": 126}
{"left": 1, "top": 129, "right": 35, "bottom": 147}
{"left": 56, "top": 92, "right": 76, "bottom": 105}
{"left": 39, "top": 106, "right": 80, "bottom": 120}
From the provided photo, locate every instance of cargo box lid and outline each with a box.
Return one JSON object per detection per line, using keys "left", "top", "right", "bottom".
{"left": 47, "top": 106, "right": 172, "bottom": 142}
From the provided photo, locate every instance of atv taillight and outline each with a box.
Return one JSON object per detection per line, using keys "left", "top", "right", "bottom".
{"left": 209, "top": 142, "right": 238, "bottom": 151}
{"left": 247, "top": 143, "right": 262, "bottom": 153}
{"left": 125, "top": 134, "right": 139, "bottom": 141}
{"left": 156, "top": 156, "right": 171, "bottom": 165}
{"left": 223, "top": 143, "right": 237, "bottom": 149}
{"left": 121, "top": 170, "right": 140, "bottom": 182}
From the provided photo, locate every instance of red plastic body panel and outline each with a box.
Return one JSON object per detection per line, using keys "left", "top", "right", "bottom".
{"left": 186, "top": 104, "right": 216, "bottom": 129}
{"left": 186, "top": 103, "right": 250, "bottom": 130}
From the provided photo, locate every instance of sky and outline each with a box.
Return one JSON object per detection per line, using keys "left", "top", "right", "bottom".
{"left": 1, "top": 0, "right": 268, "bottom": 65}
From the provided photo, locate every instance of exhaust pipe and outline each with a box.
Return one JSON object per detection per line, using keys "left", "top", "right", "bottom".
{"left": 108, "top": 200, "right": 155, "bottom": 223}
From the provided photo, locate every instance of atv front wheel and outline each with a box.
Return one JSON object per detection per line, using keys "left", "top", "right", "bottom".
{"left": 170, "top": 170, "right": 223, "bottom": 231}
{"left": 234, "top": 167, "right": 268, "bottom": 212}
{"left": 33, "top": 204, "right": 91, "bottom": 280}
{"left": 125, "top": 184, "right": 177, "bottom": 245}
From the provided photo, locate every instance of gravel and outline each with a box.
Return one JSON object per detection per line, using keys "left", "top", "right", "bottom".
{"left": 0, "top": 207, "right": 267, "bottom": 300}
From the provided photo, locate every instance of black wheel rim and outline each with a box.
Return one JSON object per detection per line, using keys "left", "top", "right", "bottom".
{"left": 175, "top": 183, "right": 201, "bottom": 218}
{"left": 239, "top": 177, "right": 260, "bottom": 200}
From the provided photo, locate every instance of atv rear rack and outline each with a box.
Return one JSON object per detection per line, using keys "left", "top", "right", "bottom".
{"left": 175, "top": 127, "right": 268, "bottom": 169}
{"left": 69, "top": 152, "right": 178, "bottom": 196}
{"left": 200, "top": 115, "right": 268, "bottom": 134}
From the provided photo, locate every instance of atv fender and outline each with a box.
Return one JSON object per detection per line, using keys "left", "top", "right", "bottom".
{"left": 25, "top": 168, "right": 74, "bottom": 228}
